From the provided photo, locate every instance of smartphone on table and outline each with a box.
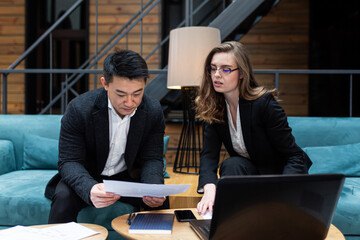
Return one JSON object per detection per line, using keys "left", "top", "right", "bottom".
{"left": 174, "top": 210, "right": 197, "bottom": 222}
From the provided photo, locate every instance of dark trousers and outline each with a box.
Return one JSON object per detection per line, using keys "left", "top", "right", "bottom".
{"left": 48, "top": 170, "right": 169, "bottom": 224}
{"left": 48, "top": 179, "right": 87, "bottom": 223}
{"left": 219, "top": 156, "right": 259, "bottom": 177}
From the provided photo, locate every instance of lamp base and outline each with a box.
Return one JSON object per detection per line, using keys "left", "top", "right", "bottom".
{"left": 173, "top": 87, "right": 201, "bottom": 174}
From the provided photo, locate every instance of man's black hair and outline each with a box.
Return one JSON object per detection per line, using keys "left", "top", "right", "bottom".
{"left": 103, "top": 49, "right": 149, "bottom": 83}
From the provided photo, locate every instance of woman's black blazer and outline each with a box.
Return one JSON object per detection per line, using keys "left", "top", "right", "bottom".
{"left": 198, "top": 92, "right": 312, "bottom": 191}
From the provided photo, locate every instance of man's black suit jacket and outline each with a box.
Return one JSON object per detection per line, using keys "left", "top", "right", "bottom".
{"left": 198, "top": 93, "right": 312, "bottom": 191}
{"left": 45, "top": 88, "right": 165, "bottom": 206}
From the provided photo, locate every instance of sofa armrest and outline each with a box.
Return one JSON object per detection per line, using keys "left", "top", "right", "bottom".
{"left": 0, "top": 140, "right": 16, "bottom": 175}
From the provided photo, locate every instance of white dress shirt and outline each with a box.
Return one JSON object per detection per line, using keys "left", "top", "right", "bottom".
{"left": 101, "top": 99, "right": 137, "bottom": 176}
{"left": 225, "top": 100, "right": 250, "bottom": 159}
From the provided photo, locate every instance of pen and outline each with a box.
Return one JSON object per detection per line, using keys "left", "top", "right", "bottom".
{"left": 127, "top": 212, "right": 136, "bottom": 225}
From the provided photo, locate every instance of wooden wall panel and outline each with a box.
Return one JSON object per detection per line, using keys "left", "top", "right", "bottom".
{"left": 242, "top": 0, "right": 309, "bottom": 116}
{"left": 88, "top": 0, "right": 161, "bottom": 90}
{"left": 89, "top": 5, "right": 159, "bottom": 15}
{"left": 0, "top": 16, "right": 24, "bottom": 24}
{"left": 0, "top": 25, "right": 24, "bottom": 35}
{"left": 0, "top": 0, "right": 23, "bottom": 5}
{"left": 0, "top": 6, "right": 23, "bottom": 15}
{"left": 0, "top": 0, "right": 25, "bottom": 114}
{"left": 89, "top": 23, "right": 159, "bottom": 35}
{"left": 90, "top": 0, "right": 151, "bottom": 5}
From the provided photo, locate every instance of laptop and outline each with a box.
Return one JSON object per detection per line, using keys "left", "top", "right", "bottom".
{"left": 190, "top": 174, "right": 344, "bottom": 240}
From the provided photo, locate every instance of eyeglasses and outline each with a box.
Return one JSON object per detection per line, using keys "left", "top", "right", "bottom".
{"left": 208, "top": 66, "right": 239, "bottom": 76}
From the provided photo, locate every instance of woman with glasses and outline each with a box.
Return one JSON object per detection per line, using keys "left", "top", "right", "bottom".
{"left": 195, "top": 41, "right": 312, "bottom": 215}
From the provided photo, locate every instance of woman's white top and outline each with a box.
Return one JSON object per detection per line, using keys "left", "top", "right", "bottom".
{"left": 225, "top": 100, "right": 250, "bottom": 159}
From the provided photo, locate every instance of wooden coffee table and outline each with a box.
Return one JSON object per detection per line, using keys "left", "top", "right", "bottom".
{"left": 31, "top": 223, "right": 108, "bottom": 240}
{"left": 111, "top": 208, "right": 345, "bottom": 240}
{"left": 112, "top": 208, "right": 201, "bottom": 239}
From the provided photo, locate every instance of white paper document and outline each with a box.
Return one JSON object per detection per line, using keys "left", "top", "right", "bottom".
{"left": 41, "top": 222, "right": 100, "bottom": 240}
{"left": 104, "top": 180, "right": 191, "bottom": 198}
{"left": 0, "top": 222, "right": 99, "bottom": 240}
{"left": 0, "top": 226, "right": 50, "bottom": 240}
{"left": 198, "top": 210, "right": 213, "bottom": 220}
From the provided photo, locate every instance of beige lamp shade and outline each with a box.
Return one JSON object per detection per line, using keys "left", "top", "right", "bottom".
{"left": 167, "top": 27, "right": 221, "bottom": 89}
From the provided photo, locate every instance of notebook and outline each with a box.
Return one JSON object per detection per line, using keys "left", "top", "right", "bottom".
{"left": 190, "top": 173, "right": 345, "bottom": 240}
{"left": 128, "top": 213, "right": 174, "bottom": 234}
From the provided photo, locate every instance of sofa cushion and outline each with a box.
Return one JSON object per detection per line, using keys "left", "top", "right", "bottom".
{"left": 303, "top": 142, "right": 360, "bottom": 177}
{"left": 332, "top": 178, "right": 360, "bottom": 235}
{"left": 22, "top": 134, "right": 170, "bottom": 176}
{"left": 0, "top": 170, "right": 56, "bottom": 226}
{"left": 22, "top": 134, "right": 58, "bottom": 170}
{"left": 0, "top": 140, "right": 16, "bottom": 175}
{"left": 0, "top": 115, "right": 62, "bottom": 170}
{"left": 288, "top": 117, "right": 360, "bottom": 148}
{"left": 0, "top": 170, "right": 137, "bottom": 231}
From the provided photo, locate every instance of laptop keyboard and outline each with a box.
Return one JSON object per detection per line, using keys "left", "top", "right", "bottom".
{"left": 200, "top": 222, "right": 211, "bottom": 234}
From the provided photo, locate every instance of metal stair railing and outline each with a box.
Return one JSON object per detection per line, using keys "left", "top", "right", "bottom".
{"left": 38, "top": 0, "right": 161, "bottom": 114}
{"left": 64, "top": 0, "right": 157, "bottom": 91}
{"left": 209, "top": 0, "right": 279, "bottom": 40}
{"left": 8, "top": 0, "right": 84, "bottom": 71}
{"left": 1, "top": 68, "right": 359, "bottom": 116}
{"left": 1, "top": 0, "right": 84, "bottom": 114}
{"left": 2, "top": 0, "right": 161, "bottom": 114}
{"left": 40, "top": 0, "right": 220, "bottom": 114}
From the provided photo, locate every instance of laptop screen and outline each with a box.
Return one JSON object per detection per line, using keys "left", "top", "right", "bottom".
{"left": 209, "top": 174, "right": 344, "bottom": 240}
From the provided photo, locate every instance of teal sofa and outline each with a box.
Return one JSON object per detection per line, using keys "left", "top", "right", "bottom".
{"left": 0, "top": 115, "right": 359, "bottom": 239}
{"left": 0, "top": 115, "right": 170, "bottom": 239}
{"left": 288, "top": 117, "right": 360, "bottom": 240}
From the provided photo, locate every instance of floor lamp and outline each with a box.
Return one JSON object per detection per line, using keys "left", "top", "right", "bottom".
{"left": 167, "top": 27, "right": 220, "bottom": 174}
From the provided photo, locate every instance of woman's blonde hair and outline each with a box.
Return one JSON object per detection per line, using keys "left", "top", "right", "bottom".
{"left": 195, "top": 41, "right": 275, "bottom": 123}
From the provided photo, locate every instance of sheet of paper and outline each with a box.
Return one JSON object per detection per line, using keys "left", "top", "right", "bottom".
{"left": 0, "top": 226, "right": 51, "bottom": 240}
{"left": 0, "top": 222, "right": 99, "bottom": 240}
{"left": 198, "top": 210, "right": 213, "bottom": 220}
{"left": 42, "top": 222, "right": 100, "bottom": 240}
{"left": 104, "top": 180, "right": 191, "bottom": 198}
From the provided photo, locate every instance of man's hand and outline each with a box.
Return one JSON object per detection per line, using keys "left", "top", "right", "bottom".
{"left": 90, "top": 183, "right": 120, "bottom": 208}
{"left": 197, "top": 183, "right": 216, "bottom": 215}
{"left": 142, "top": 196, "right": 166, "bottom": 208}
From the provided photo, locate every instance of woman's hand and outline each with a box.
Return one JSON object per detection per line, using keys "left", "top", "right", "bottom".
{"left": 197, "top": 183, "right": 216, "bottom": 215}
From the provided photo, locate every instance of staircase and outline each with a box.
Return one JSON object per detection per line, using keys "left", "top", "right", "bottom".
{"left": 4, "top": 0, "right": 279, "bottom": 115}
